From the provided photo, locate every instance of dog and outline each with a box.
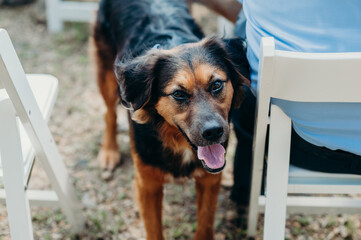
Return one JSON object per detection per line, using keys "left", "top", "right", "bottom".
{"left": 92, "top": 0, "right": 250, "bottom": 239}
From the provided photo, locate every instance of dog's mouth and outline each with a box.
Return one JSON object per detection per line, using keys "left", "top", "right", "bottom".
{"left": 197, "top": 144, "right": 226, "bottom": 174}
{"left": 176, "top": 124, "right": 226, "bottom": 174}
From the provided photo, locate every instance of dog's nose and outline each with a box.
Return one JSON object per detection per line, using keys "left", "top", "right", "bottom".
{"left": 202, "top": 121, "right": 224, "bottom": 142}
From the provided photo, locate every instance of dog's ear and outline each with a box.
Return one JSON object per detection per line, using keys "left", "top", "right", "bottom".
{"left": 203, "top": 37, "right": 251, "bottom": 109}
{"left": 115, "top": 51, "right": 168, "bottom": 123}
{"left": 115, "top": 53, "right": 157, "bottom": 111}
{"left": 222, "top": 37, "right": 250, "bottom": 81}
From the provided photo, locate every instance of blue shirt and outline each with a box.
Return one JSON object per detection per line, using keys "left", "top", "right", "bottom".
{"left": 236, "top": 0, "right": 361, "bottom": 156}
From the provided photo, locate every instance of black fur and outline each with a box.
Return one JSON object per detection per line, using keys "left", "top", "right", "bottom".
{"left": 96, "top": 0, "right": 203, "bottom": 59}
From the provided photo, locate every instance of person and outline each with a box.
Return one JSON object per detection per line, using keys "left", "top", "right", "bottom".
{"left": 196, "top": 0, "right": 361, "bottom": 208}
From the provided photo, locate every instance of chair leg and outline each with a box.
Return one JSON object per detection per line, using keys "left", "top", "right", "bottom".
{"left": 263, "top": 105, "right": 291, "bottom": 240}
{"left": 26, "top": 121, "right": 85, "bottom": 233}
{"left": 247, "top": 168, "right": 262, "bottom": 237}
{"left": 45, "top": 0, "right": 63, "bottom": 33}
{"left": 0, "top": 99, "right": 34, "bottom": 240}
{"left": 248, "top": 149, "right": 265, "bottom": 236}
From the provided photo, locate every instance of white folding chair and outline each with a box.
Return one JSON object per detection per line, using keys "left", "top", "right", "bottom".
{"left": 45, "top": 0, "right": 98, "bottom": 33}
{"left": 247, "top": 37, "right": 361, "bottom": 239}
{"left": 0, "top": 29, "right": 84, "bottom": 239}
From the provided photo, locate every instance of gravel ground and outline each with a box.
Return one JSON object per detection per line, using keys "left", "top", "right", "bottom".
{"left": 1, "top": 2, "right": 361, "bottom": 240}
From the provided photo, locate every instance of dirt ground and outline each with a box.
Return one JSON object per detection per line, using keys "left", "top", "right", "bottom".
{"left": 1, "top": 1, "right": 361, "bottom": 240}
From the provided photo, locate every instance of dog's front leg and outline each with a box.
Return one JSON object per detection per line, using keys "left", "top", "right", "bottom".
{"left": 135, "top": 169, "right": 165, "bottom": 240}
{"left": 97, "top": 69, "right": 121, "bottom": 170}
{"left": 194, "top": 172, "right": 222, "bottom": 240}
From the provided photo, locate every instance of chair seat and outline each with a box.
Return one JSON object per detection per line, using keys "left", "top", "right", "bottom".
{"left": 289, "top": 164, "right": 361, "bottom": 179}
{"left": 288, "top": 164, "right": 361, "bottom": 193}
{"left": 0, "top": 74, "right": 58, "bottom": 183}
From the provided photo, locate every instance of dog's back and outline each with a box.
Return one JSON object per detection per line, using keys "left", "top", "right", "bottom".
{"left": 94, "top": 0, "right": 204, "bottom": 59}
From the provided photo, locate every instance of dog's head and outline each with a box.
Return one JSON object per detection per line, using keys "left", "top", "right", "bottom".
{"left": 115, "top": 37, "right": 250, "bottom": 173}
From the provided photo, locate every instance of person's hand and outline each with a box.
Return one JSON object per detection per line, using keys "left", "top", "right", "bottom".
{"left": 190, "top": 0, "right": 242, "bottom": 23}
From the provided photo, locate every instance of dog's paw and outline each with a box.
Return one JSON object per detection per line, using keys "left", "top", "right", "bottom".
{"left": 98, "top": 148, "right": 121, "bottom": 171}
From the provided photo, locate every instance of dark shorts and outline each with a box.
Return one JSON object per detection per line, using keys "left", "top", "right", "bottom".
{"left": 230, "top": 85, "right": 361, "bottom": 205}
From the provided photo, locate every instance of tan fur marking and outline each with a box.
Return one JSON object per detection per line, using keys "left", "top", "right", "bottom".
{"left": 131, "top": 109, "right": 151, "bottom": 124}
{"left": 192, "top": 168, "right": 206, "bottom": 178}
{"left": 182, "top": 147, "right": 195, "bottom": 165}
{"left": 163, "top": 69, "right": 196, "bottom": 94}
{"left": 158, "top": 121, "right": 190, "bottom": 153}
{"left": 215, "top": 83, "right": 234, "bottom": 119}
{"left": 194, "top": 64, "right": 227, "bottom": 86}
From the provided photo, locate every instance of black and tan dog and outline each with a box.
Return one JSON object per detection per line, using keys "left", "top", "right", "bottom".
{"left": 92, "top": 0, "right": 249, "bottom": 239}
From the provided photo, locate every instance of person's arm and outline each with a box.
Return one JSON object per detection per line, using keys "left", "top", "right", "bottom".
{"left": 192, "top": 0, "right": 242, "bottom": 24}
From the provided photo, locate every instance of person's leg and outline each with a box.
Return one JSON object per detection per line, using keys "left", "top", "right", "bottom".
{"left": 231, "top": 103, "right": 361, "bottom": 208}
{"left": 230, "top": 86, "right": 256, "bottom": 206}
{"left": 290, "top": 129, "right": 361, "bottom": 175}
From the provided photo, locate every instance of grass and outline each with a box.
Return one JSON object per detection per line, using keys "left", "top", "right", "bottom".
{"left": 298, "top": 216, "right": 310, "bottom": 227}
{"left": 88, "top": 212, "right": 103, "bottom": 233}
{"left": 326, "top": 215, "right": 338, "bottom": 228}
{"left": 345, "top": 219, "right": 355, "bottom": 235}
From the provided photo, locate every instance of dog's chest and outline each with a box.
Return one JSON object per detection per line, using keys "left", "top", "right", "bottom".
{"left": 132, "top": 121, "right": 203, "bottom": 177}
{"left": 181, "top": 147, "right": 195, "bottom": 165}
{"left": 164, "top": 165, "right": 206, "bottom": 183}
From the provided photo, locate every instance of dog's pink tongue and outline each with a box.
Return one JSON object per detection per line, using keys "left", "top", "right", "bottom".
{"left": 197, "top": 144, "right": 225, "bottom": 169}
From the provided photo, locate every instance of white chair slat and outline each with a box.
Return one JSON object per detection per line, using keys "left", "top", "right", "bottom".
{"left": 0, "top": 74, "right": 58, "bottom": 184}
{"left": 289, "top": 165, "right": 361, "bottom": 179}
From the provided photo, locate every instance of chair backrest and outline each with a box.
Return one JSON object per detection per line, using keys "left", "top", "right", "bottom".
{"left": 252, "top": 37, "right": 361, "bottom": 207}
{"left": 253, "top": 37, "right": 361, "bottom": 163}
{"left": 248, "top": 37, "right": 361, "bottom": 238}
{"left": 259, "top": 37, "right": 361, "bottom": 103}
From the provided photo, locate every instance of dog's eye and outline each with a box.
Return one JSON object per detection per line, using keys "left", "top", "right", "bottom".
{"left": 210, "top": 80, "right": 224, "bottom": 93}
{"left": 172, "top": 90, "right": 188, "bottom": 101}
